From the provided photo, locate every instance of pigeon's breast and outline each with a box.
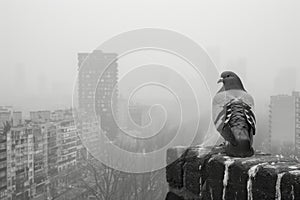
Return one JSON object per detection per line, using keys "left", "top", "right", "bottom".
{"left": 213, "top": 90, "right": 254, "bottom": 107}
{"left": 212, "top": 89, "right": 254, "bottom": 128}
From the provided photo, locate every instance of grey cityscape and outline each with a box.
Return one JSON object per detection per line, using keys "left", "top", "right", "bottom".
{"left": 1, "top": 1, "right": 300, "bottom": 200}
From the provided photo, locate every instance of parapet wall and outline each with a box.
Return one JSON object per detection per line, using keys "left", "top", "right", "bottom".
{"left": 165, "top": 146, "right": 300, "bottom": 200}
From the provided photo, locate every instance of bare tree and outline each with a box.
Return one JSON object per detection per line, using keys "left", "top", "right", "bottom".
{"left": 76, "top": 151, "right": 167, "bottom": 200}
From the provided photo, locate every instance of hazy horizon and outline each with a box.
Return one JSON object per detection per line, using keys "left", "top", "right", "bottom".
{"left": 1, "top": 0, "right": 300, "bottom": 113}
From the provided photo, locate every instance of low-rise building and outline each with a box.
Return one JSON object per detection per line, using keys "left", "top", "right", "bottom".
{"left": 30, "top": 111, "right": 51, "bottom": 123}
{"left": 0, "top": 107, "right": 22, "bottom": 128}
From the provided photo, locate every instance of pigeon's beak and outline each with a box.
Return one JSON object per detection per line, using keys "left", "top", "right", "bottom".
{"left": 217, "top": 78, "right": 223, "bottom": 84}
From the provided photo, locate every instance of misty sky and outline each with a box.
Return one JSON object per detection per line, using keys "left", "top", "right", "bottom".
{"left": 1, "top": 0, "right": 300, "bottom": 112}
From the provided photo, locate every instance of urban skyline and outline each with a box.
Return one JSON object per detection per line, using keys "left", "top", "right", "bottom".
{"left": 2, "top": 1, "right": 300, "bottom": 112}
{"left": 1, "top": 1, "right": 300, "bottom": 199}
{"left": 0, "top": 44, "right": 299, "bottom": 199}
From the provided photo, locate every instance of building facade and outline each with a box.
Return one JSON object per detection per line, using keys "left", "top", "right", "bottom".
{"left": 57, "top": 120, "right": 77, "bottom": 172}
{"left": 0, "top": 106, "right": 91, "bottom": 200}
{"left": 0, "top": 125, "right": 8, "bottom": 200}
{"left": 2, "top": 118, "right": 82, "bottom": 199}
{"left": 6, "top": 126, "right": 34, "bottom": 200}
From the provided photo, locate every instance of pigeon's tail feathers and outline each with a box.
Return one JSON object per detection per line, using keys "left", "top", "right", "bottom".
{"left": 222, "top": 125, "right": 238, "bottom": 146}
{"left": 221, "top": 99, "right": 255, "bottom": 146}
{"left": 231, "top": 126, "right": 252, "bottom": 150}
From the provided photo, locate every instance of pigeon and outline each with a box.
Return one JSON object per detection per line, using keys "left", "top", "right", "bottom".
{"left": 212, "top": 71, "right": 256, "bottom": 157}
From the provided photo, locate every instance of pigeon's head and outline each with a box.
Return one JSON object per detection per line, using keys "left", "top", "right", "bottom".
{"left": 218, "top": 71, "right": 245, "bottom": 91}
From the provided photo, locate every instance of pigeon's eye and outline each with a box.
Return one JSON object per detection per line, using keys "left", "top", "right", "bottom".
{"left": 226, "top": 75, "right": 230, "bottom": 78}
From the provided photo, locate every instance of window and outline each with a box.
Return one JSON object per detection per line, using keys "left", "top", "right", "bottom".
{"left": 0, "top": 161, "right": 6, "bottom": 169}
{"left": 0, "top": 143, "right": 5, "bottom": 150}
{"left": 0, "top": 152, "right": 6, "bottom": 159}
{"left": 0, "top": 171, "right": 6, "bottom": 178}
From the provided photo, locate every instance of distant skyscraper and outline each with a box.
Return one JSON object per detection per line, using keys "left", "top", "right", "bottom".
{"left": 77, "top": 50, "right": 118, "bottom": 139}
{"left": 269, "top": 91, "right": 300, "bottom": 155}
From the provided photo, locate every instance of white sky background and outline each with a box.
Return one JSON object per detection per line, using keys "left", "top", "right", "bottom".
{"left": 0, "top": 0, "right": 300, "bottom": 112}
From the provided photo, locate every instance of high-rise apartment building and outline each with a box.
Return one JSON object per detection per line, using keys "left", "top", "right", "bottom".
{"left": 293, "top": 92, "right": 300, "bottom": 155}
{"left": 6, "top": 126, "right": 34, "bottom": 200}
{"left": 0, "top": 109, "right": 83, "bottom": 200}
{"left": 0, "top": 125, "right": 8, "bottom": 200}
{"left": 269, "top": 91, "right": 300, "bottom": 155}
{"left": 77, "top": 50, "right": 118, "bottom": 139}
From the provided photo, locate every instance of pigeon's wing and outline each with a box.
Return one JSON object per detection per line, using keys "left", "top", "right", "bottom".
{"left": 212, "top": 90, "right": 236, "bottom": 141}
{"left": 224, "top": 90, "right": 256, "bottom": 138}
{"left": 212, "top": 89, "right": 242, "bottom": 130}
{"left": 212, "top": 92, "right": 238, "bottom": 146}
{"left": 213, "top": 89, "right": 256, "bottom": 143}
{"left": 243, "top": 102, "right": 256, "bottom": 135}
{"left": 238, "top": 91, "right": 256, "bottom": 135}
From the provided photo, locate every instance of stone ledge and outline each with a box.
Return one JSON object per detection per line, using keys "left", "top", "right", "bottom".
{"left": 165, "top": 146, "right": 300, "bottom": 200}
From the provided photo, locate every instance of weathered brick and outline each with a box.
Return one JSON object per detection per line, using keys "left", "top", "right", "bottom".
{"left": 166, "top": 147, "right": 187, "bottom": 189}
{"left": 166, "top": 146, "right": 300, "bottom": 200}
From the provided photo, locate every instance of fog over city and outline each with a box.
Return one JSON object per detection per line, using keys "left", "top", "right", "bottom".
{"left": 1, "top": 1, "right": 300, "bottom": 200}
{"left": 1, "top": 0, "right": 300, "bottom": 112}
